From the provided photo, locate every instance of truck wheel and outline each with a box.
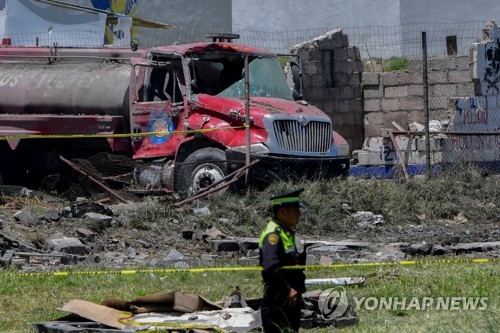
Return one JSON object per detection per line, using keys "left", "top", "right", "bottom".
{"left": 177, "top": 148, "right": 228, "bottom": 197}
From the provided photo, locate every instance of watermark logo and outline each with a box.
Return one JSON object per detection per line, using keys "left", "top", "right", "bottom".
{"left": 353, "top": 296, "right": 489, "bottom": 311}
{"left": 318, "top": 288, "right": 488, "bottom": 314}
{"left": 318, "top": 287, "right": 349, "bottom": 319}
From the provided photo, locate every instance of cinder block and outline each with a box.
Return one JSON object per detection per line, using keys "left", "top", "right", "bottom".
{"left": 400, "top": 97, "right": 424, "bottom": 111}
{"left": 334, "top": 48, "right": 347, "bottom": 62}
{"left": 389, "top": 136, "right": 417, "bottom": 151}
{"left": 381, "top": 72, "right": 399, "bottom": 86}
{"left": 343, "top": 59, "right": 357, "bottom": 74}
{"left": 364, "top": 124, "right": 383, "bottom": 138}
{"left": 323, "top": 101, "right": 335, "bottom": 113}
{"left": 349, "top": 72, "right": 361, "bottom": 86}
{"left": 365, "top": 111, "right": 385, "bottom": 125}
{"left": 364, "top": 85, "right": 383, "bottom": 99}
{"left": 301, "top": 75, "right": 313, "bottom": 88}
{"left": 311, "top": 74, "right": 324, "bottom": 87}
{"left": 408, "top": 110, "right": 425, "bottom": 124}
{"left": 341, "top": 87, "right": 354, "bottom": 99}
{"left": 350, "top": 98, "right": 363, "bottom": 113}
{"left": 347, "top": 46, "right": 357, "bottom": 59}
{"left": 448, "top": 70, "right": 472, "bottom": 84}
{"left": 408, "top": 84, "right": 424, "bottom": 96}
{"left": 364, "top": 98, "right": 381, "bottom": 112}
{"left": 407, "top": 151, "right": 426, "bottom": 164}
{"left": 429, "top": 97, "right": 449, "bottom": 110}
{"left": 456, "top": 82, "right": 475, "bottom": 96}
{"left": 429, "top": 58, "right": 452, "bottom": 71}
{"left": 430, "top": 84, "right": 457, "bottom": 97}
{"left": 385, "top": 86, "right": 408, "bottom": 98}
{"left": 430, "top": 109, "right": 453, "bottom": 121}
{"left": 363, "top": 137, "right": 386, "bottom": 151}
{"left": 341, "top": 34, "right": 349, "bottom": 47}
{"left": 211, "top": 240, "right": 240, "bottom": 252}
{"left": 357, "top": 151, "right": 386, "bottom": 165}
{"left": 409, "top": 59, "right": 422, "bottom": 71}
{"left": 302, "top": 61, "right": 319, "bottom": 75}
{"left": 455, "top": 56, "right": 471, "bottom": 70}
{"left": 338, "top": 99, "right": 350, "bottom": 113}
{"left": 353, "top": 87, "right": 362, "bottom": 99}
{"left": 428, "top": 72, "right": 448, "bottom": 84}
{"left": 431, "top": 151, "right": 444, "bottom": 163}
{"left": 385, "top": 111, "right": 408, "bottom": 125}
{"left": 381, "top": 98, "right": 400, "bottom": 111}
{"left": 399, "top": 72, "right": 412, "bottom": 85}
{"left": 309, "top": 49, "right": 322, "bottom": 62}
{"left": 362, "top": 72, "right": 380, "bottom": 86}
{"left": 410, "top": 71, "right": 423, "bottom": 84}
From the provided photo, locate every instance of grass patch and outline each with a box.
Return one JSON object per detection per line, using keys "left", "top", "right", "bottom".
{"left": 364, "top": 56, "right": 409, "bottom": 72}
{"left": 0, "top": 261, "right": 497, "bottom": 332}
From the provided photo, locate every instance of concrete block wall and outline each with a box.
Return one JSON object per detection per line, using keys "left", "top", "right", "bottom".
{"left": 291, "top": 29, "right": 364, "bottom": 151}
{"left": 357, "top": 22, "right": 500, "bottom": 167}
{"left": 362, "top": 55, "right": 474, "bottom": 139}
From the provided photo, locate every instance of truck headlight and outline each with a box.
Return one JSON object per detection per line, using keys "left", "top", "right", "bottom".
{"left": 230, "top": 143, "right": 270, "bottom": 155}
{"left": 337, "top": 143, "right": 350, "bottom": 157}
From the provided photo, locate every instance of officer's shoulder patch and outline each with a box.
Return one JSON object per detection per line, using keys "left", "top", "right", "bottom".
{"left": 268, "top": 233, "right": 280, "bottom": 246}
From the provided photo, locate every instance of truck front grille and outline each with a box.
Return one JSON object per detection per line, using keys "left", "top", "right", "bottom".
{"left": 272, "top": 120, "right": 332, "bottom": 153}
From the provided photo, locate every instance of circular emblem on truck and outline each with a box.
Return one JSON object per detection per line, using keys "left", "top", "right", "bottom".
{"left": 146, "top": 113, "right": 175, "bottom": 144}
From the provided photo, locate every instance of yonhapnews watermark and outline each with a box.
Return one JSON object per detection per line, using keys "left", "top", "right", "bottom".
{"left": 318, "top": 287, "right": 489, "bottom": 319}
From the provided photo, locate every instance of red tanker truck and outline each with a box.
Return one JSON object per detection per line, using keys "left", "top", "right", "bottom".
{"left": 0, "top": 39, "right": 350, "bottom": 196}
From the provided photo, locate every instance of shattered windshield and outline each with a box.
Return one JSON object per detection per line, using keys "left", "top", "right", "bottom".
{"left": 218, "top": 57, "right": 293, "bottom": 100}
{"left": 189, "top": 55, "right": 293, "bottom": 100}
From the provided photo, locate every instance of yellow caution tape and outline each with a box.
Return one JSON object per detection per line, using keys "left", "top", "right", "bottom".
{"left": 0, "top": 257, "right": 498, "bottom": 278}
{"left": 0, "top": 126, "right": 246, "bottom": 141}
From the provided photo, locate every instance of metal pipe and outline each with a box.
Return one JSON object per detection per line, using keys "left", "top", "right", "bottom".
{"left": 59, "top": 155, "right": 130, "bottom": 204}
{"left": 244, "top": 55, "right": 251, "bottom": 187}
{"left": 389, "top": 131, "right": 410, "bottom": 180}
{"left": 422, "top": 31, "right": 431, "bottom": 179}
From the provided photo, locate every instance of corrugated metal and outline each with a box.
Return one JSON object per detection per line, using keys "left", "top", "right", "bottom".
{"left": 272, "top": 120, "right": 331, "bottom": 152}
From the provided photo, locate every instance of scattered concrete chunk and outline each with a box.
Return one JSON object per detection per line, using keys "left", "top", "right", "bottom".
{"left": 12, "top": 210, "right": 38, "bottom": 225}
{"left": 83, "top": 212, "right": 113, "bottom": 222}
{"left": 47, "top": 237, "right": 88, "bottom": 255}
{"left": 182, "top": 229, "right": 194, "bottom": 240}
{"left": 203, "top": 227, "right": 225, "bottom": 240}
{"left": 211, "top": 240, "right": 240, "bottom": 252}
{"left": 76, "top": 228, "right": 95, "bottom": 239}
{"left": 352, "top": 211, "right": 385, "bottom": 226}
{"left": 376, "top": 244, "right": 406, "bottom": 261}
{"left": 165, "top": 249, "right": 185, "bottom": 260}
{"left": 193, "top": 207, "right": 211, "bottom": 216}
{"left": 43, "top": 209, "right": 61, "bottom": 222}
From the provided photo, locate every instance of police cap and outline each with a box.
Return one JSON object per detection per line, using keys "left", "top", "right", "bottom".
{"left": 270, "top": 188, "right": 306, "bottom": 208}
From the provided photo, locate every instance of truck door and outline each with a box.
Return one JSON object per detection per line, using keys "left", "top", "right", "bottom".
{"left": 129, "top": 58, "right": 186, "bottom": 159}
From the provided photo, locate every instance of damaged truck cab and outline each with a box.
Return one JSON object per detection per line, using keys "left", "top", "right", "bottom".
{"left": 131, "top": 42, "right": 350, "bottom": 195}
{"left": 0, "top": 41, "right": 350, "bottom": 196}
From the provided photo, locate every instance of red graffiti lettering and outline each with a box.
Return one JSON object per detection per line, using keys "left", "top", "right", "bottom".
{"left": 462, "top": 108, "right": 489, "bottom": 125}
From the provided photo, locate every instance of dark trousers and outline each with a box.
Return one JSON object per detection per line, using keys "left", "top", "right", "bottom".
{"left": 261, "top": 287, "right": 302, "bottom": 333}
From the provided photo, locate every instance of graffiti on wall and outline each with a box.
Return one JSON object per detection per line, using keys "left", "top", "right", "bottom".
{"left": 91, "top": 0, "right": 141, "bottom": 44}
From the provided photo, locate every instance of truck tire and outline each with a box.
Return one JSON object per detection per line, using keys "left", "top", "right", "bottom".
{"left": 177, "top": 148, "right": 228, "bottom": 197}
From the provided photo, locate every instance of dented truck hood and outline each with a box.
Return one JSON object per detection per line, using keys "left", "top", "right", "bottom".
{"left": 193, "top": 94, "right": 329, "bottom": 128}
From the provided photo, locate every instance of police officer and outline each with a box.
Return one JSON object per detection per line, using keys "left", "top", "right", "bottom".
{"left": 259, "top": 189, "right": 306, "bottom": 333}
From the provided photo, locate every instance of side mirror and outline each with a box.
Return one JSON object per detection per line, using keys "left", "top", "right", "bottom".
{"left": 292, "top": 90, "right": 303, "bottom": 101}
{"left": 290, "top": 60, "right": 302, "bottom": 92}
